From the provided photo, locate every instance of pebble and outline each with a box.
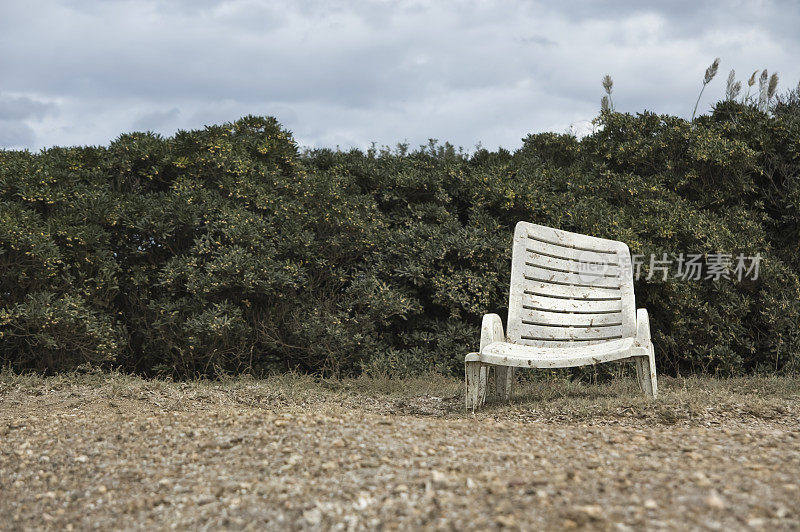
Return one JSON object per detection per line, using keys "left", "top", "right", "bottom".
{"left": 705, "top": 492, "right": 726, "bottom": 510}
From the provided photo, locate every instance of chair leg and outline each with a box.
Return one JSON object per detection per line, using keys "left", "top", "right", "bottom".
{"left": 635, "top": 344, "right": 658, "bottom": 398}
{"left": 465, "top": 361, "right": 487, "bottom": 411}
{"left": 646, "top": 345, "right": 658, "bottom": 398}
{"left": 479, "top": 364, "right": 488, "bottom": 406}
{"left": 494, "top": 366, "right": 514, "bottom": 403}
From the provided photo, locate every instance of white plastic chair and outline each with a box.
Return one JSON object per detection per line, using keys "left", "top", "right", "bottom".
{"left": 465, "top": 222, "right": 657, "bottom": 410}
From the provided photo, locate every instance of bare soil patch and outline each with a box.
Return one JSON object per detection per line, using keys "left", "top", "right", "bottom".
{"left": 1, "top": 372, "right": 799, "bottom": 530}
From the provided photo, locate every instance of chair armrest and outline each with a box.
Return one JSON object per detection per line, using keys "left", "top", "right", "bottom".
{"left": 480, "top": 313, "right": 505, "bottom": 351}
{"left": 636, "top": 308, "right": 651, "bottom": 345}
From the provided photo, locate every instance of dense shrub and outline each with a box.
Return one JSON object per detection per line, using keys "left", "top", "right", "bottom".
{"left": 1, "top": 104, "right": 799, "bottom": 377}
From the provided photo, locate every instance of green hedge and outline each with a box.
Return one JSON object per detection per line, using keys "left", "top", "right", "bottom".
{"left": 2, "top": 103, "right": 800, "bottom": 377}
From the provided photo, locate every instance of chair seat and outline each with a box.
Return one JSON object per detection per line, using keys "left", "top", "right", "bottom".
{"left": 474, "top": 338, "right": 636, "bottom": 368}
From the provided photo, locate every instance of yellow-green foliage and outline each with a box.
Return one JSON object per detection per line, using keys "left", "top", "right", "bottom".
{"left": 2, "top": 105, "right": 800, "bottom": 377}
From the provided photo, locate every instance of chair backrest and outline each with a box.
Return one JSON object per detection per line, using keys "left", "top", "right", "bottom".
{"left": 507, "top": 222, "right": 636, "bottom": 347}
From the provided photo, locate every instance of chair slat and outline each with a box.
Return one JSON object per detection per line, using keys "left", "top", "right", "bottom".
{"left": 518, "top": 323, "right": 625, "bottom": 341}
{"left": 523, "top": 264, "right": 621, "bottom": 289}
{"left": 525, "top": 223, "right": 626, "bottom": 253}
{"left": 524, "top": 252, "right": 621, "bottom": 277}
{"left": 524, "top": 235, "right": 618, "bottom": 264}
{"left": 520, "top": 293, "right": 623, "bottom": 313}
{"left": 517, "top": 307, "right": 624, "bottom": 327}
{"left": 523, "top": 282, "right": 622, "bottom": 301}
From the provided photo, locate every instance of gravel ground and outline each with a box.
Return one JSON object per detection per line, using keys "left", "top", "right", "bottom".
{"left": 1, "top": 372, "right": 799, "bottom": 531}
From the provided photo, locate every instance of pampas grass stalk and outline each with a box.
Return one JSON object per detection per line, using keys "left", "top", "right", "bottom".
{"left": 768, "top": 72, "right": 779, "bottom": 100}
{"left": 601, "top": 75, "right": 614, "bottom": 112}
{"left": 692, "top": 58, "right": 720, "bottom": 120}
{"left": 725, "top": 69, "right": 741, "bottom": 101}
{"left": 744, "top": 70, "right": 758, "bottom": 103}
{"left": 758, "top": 69, "right": 769, "bottom": 111}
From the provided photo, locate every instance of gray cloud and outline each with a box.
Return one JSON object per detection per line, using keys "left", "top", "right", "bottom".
{"left": 0, "top": 120, "right": 37, "bottom": 148}
{"left": 0, "top": 94, "right": 56, "bottom": 121}
{"left": 0, "top": 93, "right": 58, "bottom": 149}
{"left": 131, "top": 108, "right": 181, "bottom": 132}
{"left": 2, "top": 0, "right": 799, "bottom": 151}
{"left": 518, "top": 35, "right": 557, "bottom": 47}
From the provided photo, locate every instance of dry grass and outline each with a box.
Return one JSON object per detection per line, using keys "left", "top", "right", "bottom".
{"left": 8, "top": 368, "right": 793, "bottom": 424}
{"left": 5, "top": 368, "right": 796, "bottom": 418}
{"left": 1, "top": 370, "right": 799, "bottom": 530}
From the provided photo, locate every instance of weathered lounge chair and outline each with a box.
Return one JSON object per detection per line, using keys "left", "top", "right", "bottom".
{"left": 465, "top": 222, "right": 657, "bottom": 410}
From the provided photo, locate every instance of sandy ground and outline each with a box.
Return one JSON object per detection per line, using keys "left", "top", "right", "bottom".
{"left": 1, "top": 372, "right": 799, "bottom": 531}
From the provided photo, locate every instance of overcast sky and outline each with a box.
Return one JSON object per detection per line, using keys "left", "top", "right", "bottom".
{"left": 2, "top": 0, "right": 799, "bottom": 152}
